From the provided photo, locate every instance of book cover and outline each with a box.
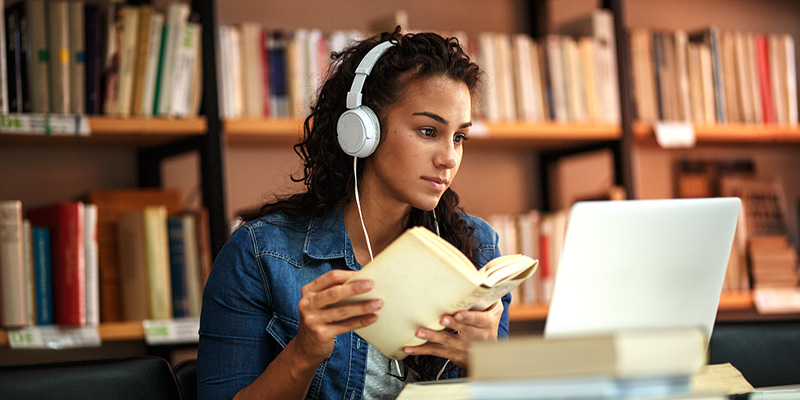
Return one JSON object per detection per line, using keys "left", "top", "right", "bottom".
{"left": 24, "top": 0, "right": 50, "bottom": 113}
{"left": 155, "top": 2, "right": 189, "bottom": 116}
{"left": 84, "top": 203, "right": 99, "bottom": 325}
{"left": 469, "top": 329, "right": 706, "bottom": 381}
{"left": 68, "top": 1, "right": 85, "bottom": 115}
{"left": 32, "top": 226, "right": 53, "bottom": 325}
{"left": 27, "top": 202, "right": 86, "bottom": 326}
{"left": 341, "top": 226, "right": 537, "bottom": 360}
{"left": 0, "top": 200, "right": 27, "bottom": 327}
{"left": 0, "top": 0, "right": 9, "bottom": 114}
{"left": 117, "top": 206, "right": 173, "bottom": 321}
{"left": 140, "top": 11, "right": 164, "bottom": 117}
{"left": 755, "top": 34, "right": 775, "bottom": 124}
{"left": 689, "top": 26, "right": 727, "bottom": 123}
{"left": 167, "top": 215, "right": 190, "bottom": 318}
{"left": 102, "top": 1, "right": 124, "bottom": 115}
{"left": 85, "top": 188, "right": 181, "bottom": 322}
{"left": 47, "top": 0, "right": 70, "bottom": 114}
{"left": 131, "top": 4, "right": 153, "bottom": 117}
{"left": 116, "top": 5, "right": 140, "bottom": 117}
{"left": 170, "top": 20, "right": 200, "bottom": 117}
{"left": 22, "top": 220, "right": 35, "bottom": 326}
{"left": 241, "top": 22, "right": 265, "bottom": 118}
{"left": 5, "top": 3, "right": 26, "bottom": 113}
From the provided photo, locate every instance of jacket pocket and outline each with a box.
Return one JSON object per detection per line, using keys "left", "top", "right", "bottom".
{"left": 265, "top": 313, "right": 299, "bottom": 348}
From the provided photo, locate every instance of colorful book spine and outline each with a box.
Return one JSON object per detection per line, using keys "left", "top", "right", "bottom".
{"left": 33, "top": 226, "right": 53, "bottom": 325}
{"left": 0, "top": 200, "right": 27, "bottom": 327}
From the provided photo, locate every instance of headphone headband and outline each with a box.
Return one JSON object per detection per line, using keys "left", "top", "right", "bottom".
{"left": 346, "top": 41, "right": 396, "bottom": 109}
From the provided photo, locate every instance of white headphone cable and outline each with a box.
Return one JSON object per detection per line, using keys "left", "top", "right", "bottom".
{"left": 353, "top": 157, "right": 374, "bottom": 262}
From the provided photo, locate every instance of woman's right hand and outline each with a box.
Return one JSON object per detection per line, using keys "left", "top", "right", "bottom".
{"left": 294, "top": 269, "right": 382, "bottom": 365}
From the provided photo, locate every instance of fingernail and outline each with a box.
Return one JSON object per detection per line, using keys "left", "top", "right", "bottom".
{"left": 404, "top": 348, "right": 414, "bottom": 354}
{"left": 416, "top": 330, "right": 426, "bottom": 339}
{"left": 360, "top": 281, "right": 371, "bottom": 291}
{"left": 370, "top": 299, "right": 381, "bottom": 310}
{"left": 367, "top": 314, "right": 377, "bottom": 323}
{"left": 455, "top": 313, "right": 464, "bottom": 322}
{"left": 441, "top": 317, "right": 451, "bottom": 325}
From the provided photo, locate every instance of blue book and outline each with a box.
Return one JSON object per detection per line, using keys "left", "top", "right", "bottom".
{"left": 167, "top": 216, "right": 189, "bottom": 318}
{"left": 32, "top": 227, "right": 53, "bottom": 326}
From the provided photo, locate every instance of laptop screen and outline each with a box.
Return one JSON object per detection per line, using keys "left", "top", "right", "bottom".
{"left": 544, "top": 198, "right": 741, "bottom": 346}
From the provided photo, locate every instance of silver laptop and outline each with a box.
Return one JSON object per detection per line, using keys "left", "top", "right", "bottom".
{"left": 544, "top": 197, "right": 741, "bottom": 345}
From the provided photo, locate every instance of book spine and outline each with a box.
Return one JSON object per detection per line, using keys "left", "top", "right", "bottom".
{"left": 0, "top": 0, "right": 9, "bottom": 114}
{"left": 69, "top": 1, "right": 85, "bottom": 115}
{"left": 27, "top": 202, "right": 86, "bottom": 326}
{"left": 755, "top": 34, "right": 775, "bottom": 124}
{"left": 25, "top": 0, "right": 49, "bottom": 113}
{"left": 131, "top": 5, "right": 153, "bottom": 117}
{"left": 84, "top": 204, "right": 99, "bottom": 325}
{"left": 144, "top": 207, "right": 172, "bottom": 320}
{"left": 117, "top": 5, "right": 140, "bottom": 117}
{"left": 168, "top": 216, "right": 190, "bottom": 318}
{"left": 6, "top": 4, "right": 23, "bottom": 113}
{"left": 156, "top": 2, "right": 189, "bottom": 116}
{"left": 22, "top": 220, "right": 35, "bottom": 326}
{"left": 47, "top": 1, "right": 70, "bottom": 114}
{"left": 83, "top": 3, "right": 102, "bottom": 115}
{"left": 33, "top": 226, "right": 53, "bottom": 325}
{"left": 0, "top": 200, "right": 27, "bottom": 327}
{"left": 141, "top": 12, "right": 164, "bottom": 117}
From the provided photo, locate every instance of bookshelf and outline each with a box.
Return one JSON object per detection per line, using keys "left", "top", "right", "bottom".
{"left": 4, "top": 0, "right": 800, "bottom": 366}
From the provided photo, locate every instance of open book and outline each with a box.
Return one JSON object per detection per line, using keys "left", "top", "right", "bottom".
{"left": 343, "top": 226, "right": 538, "bottom": 360}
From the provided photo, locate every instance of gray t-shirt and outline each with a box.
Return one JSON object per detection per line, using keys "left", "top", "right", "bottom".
{"left": 362, "top": 344, "right": 421, "bottom": 399}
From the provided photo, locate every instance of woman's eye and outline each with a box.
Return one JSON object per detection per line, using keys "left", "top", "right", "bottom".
{"left": 454, "top": 134, "right": 470, "bottom": 143}
{"left": 419, "top": 128, "right": 435, "bottom": 137}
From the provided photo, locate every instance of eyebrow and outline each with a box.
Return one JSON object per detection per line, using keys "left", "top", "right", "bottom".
{"left": 413, "top": 112, "right": 472, "bottom": 129}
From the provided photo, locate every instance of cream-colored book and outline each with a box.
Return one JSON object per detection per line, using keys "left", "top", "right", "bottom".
{"left": 343, "top": 226, "right": 537, "bottom": 360}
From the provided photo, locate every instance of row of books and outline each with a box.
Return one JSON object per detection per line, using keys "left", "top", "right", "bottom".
{"left": 1, "top": 0, "right": 201, "bottom": 118}
{"left": 630, "top": 26, "right": 799, "bottom": 125}
{"left": 489, "top": 204, "right": 797, "bottom": 308}
{"left": 0, "top": 190, "right": 212, "bottom": 328}
{"left": 215, "top": 9, "right": 621, "bottom": 124}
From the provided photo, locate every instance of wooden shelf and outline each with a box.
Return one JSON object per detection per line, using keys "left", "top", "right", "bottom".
{"left": 224, "top": 118, "right": 621, "bottom": 150}
{"left": 0, "top": 321, "right": 144, "bottom": 347}
{"left": 0, "top": 116, "right": 206, "bottom": 147}
{"left": 509, "top": 291, "right": 759, "bottom": 323}
{"left": 633, "top": 122, "right": 800, "bottom": 145}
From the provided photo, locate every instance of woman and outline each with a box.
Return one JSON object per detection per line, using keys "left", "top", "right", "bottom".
{"left": 198, "top": 29, "right": 510, "bottom": 399}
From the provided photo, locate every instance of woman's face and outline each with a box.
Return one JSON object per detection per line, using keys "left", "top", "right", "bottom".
{"left": 363, "top": 74, "right": 472, "bottom": 212}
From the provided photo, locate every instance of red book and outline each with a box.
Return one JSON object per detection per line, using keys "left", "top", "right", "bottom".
{"left": 27, "top": 202, "right": 86, "bottom": 326}
{"left": 756, "top": 34, "right": 775, "bottom": 124}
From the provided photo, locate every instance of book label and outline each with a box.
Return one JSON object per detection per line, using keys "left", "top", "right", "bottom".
{"left": 143, "top": 317, "right": 199, "bottom": 345}
{"left": 7, "top": 326, "right": 101, "bottom": 349}
{"left": 654, "top": 121, "right": 696, "bottom": 148}
{"left": 0, "top": 114, "right": 90, "bottom": 136}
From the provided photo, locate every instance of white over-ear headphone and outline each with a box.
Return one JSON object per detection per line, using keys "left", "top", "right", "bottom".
{"left": 337, "top": 41, "right": 396, "bottom": 158}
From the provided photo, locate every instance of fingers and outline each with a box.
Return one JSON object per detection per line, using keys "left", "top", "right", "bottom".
{"left": 300, "top": 270, "right": 372, "bottom": 309}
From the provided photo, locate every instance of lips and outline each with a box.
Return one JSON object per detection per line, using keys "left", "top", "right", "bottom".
{"left": 423, "top": 176, "right": 448, "bottom": 191}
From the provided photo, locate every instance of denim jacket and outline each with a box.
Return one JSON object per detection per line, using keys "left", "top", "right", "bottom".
{"left": 197, "top": 205, "right": 510, "bottom": 400}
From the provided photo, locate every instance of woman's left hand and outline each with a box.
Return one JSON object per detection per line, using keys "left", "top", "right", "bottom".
{"left": 402, "top": 300, "right": 504, "bottom": 369}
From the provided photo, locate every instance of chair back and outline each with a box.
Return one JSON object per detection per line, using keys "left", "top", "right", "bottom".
{"left": 0, "top": 356, "right": 181, "bottom": 400}
{"left": 173, "top": 358, "right": 198, "bottom": 400}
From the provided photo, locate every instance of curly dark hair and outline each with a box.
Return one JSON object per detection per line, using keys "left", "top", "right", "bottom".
{"left": 242, "top": 28, "right": 484, "bottom": 380}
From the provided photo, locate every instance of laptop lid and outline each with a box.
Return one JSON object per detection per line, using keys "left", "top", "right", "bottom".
{"left": 543, "top": 197, "right": 741, "bottom": 344}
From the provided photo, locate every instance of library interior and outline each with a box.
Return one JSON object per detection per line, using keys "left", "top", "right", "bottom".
{"left": 1, "top": 0, "right": 800, "bottom": 399}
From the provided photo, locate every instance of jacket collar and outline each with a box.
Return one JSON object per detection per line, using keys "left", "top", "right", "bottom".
{"left": 303, "top": 204, "right": 361, "bottom": 270}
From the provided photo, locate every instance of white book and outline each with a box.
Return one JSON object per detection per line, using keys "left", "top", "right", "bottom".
{"left": 286, "top": 29, "right": 308, "bottom": 118}
{"left": 156, "top": 2, "right": 189, "bottom": 116}
{"left": 84, "top": 204, "right": 99, "bottom": 326}
{"left": 578, "top": 37, "right": 598, "bottom": 122}
{"left": 530, "top": 40, "right": 546, "bottom": 122}
{"left": 495, "top": 33, "right": 516, "bottom": 121}
{"left": 562, "top": 36, "right": 587, "bottom": 122}
{"left": 305, "top": 29, "right": 323, "bottom": 109}
{"left": 141, "top": 12, "right": 165, "bottom": 117}
{"left": 477, "top": 33, "right": 499, "bottom": 121}
{"left": 229, "top": 26, "right": 244, "bottom": 119}
{"left": 687, "top": 43, "right": 705, "bottom": 124}
{"left": 674, "top": 30, "right": 692, "bottom": 122}
{"left": 698, "top": 44, "right": 717, "bottom": 124}
{"left": 171, "top": 22, "right": 199, "bottom": 117}
{"left": 769, "top": 35, "right": 788, "bottom": 125}
{"left": 785, "top": 34, "right": 798, "bottom": 125}
{"left": 240, "top": 22, "right": 264, "bottom": 118}
{"left": 512, "top": 34, "right": 536, "bottom": 122}
{"left": 546, "top": 35, "right": 568, "bottom": 122}
{"left": 746, "top": 32, "right": 763, "bottom": 124}
{"left": 22, "top": 220, "right": 35, "bottom": 326}
{"left": 216, "top": 26, "right": 231, "bottom": 119}
{"left": 69, "top": 1, "right": 85, "bottom": 115}
{"left": 117, "top": 5, "right": 139, "bottom": 117}
{"left": 0, "top": 200, "right": 26, "bottom": 327}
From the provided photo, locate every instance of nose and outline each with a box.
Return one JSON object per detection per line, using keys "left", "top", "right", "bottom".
{"left": 435, "top": 138, "right": 459, "bottom": 169}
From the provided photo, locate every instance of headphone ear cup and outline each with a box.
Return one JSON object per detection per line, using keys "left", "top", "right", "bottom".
{"left": 337, "top": 106, "right": 381, "bottom": 158}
